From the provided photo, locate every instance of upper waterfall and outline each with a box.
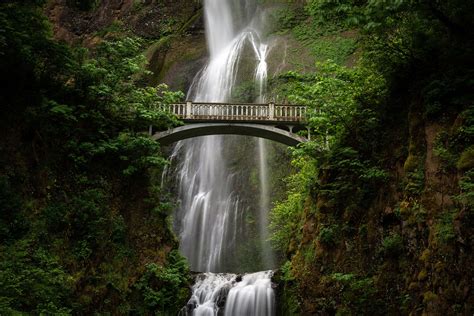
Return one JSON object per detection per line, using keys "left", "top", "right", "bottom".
{"left": 172, "top": 0, "right": 275, "bottom": 273}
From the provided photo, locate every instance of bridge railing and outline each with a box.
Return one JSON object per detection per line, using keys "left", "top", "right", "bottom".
{"left": 157, "top": 101, "right": 307, "bottom": 123}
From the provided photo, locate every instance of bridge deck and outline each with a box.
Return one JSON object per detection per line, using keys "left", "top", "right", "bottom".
{"left": 160, "top": 102, "right": 307, "bottom": 125}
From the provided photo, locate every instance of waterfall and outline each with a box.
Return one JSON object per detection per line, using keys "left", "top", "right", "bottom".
{"left": 180, "top": 271, "right": 275, "bottom": 316}
{"left": 170, "top": 0, "right": 276, "bottom": 314}
{"left": 253, "top": 34, "right": 273, "bottom": 270}
{"left": 183, "top": 273, "right": 236, "bottom": 316}
{"left": 224, "top": 271, "right": 275, "bottom": 316}
{"left": 257, "top": 138, "right": 274, "bottom": 269}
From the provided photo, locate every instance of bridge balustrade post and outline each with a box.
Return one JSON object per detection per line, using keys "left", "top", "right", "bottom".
{"left": 186, "top": 101, "right": 192, "bottom": 119}
{"left": 269, "top": 102, "right": 275, "bottom": 121}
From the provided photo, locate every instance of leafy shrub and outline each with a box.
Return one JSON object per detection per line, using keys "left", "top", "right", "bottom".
{"left": 134, "top": 250, "right": 190, "bottom": 314}
{"left": 318, "top": 225, "right": 338, "bottom": 247}
{"left": 0, "top": 176, "right": 27, "bottom": 243}
{"left": 381, "top": 233, "right": 404, "bottom": 257}
{"left": 434, "top": 211, "right": 457, "bottom": 245}
{"left": 457, "top": 146, "right": 474, "bottom": 171}
{"left": 330, "top": 273, "right": 383, "bottom": 314}
{"left": 0, "top": 240, "right": 73, "bottom": 314}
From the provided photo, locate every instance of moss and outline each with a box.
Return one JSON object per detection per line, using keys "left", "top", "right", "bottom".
{"left": 177, "top": 8, "right": 203, "bottom": 33}
{"left": 434, "top": 210, "right": 457, "bottom": 245}
{"left": 381, "top": 233, "right": 404, "bottom": 257}
{"left": 419, "top": 249, "right": 431, "bottom": 263}
{"left": 457, "top": 146, "right": 474, "bottom": 171}
{"left": 399, "top": 201, "right": 412, "bottom": 220}
{"left": 408, "top": 282, "right": 419, "bottom": 290}
{"left": 404, "top": 154, "right": 419, "bottom": 172}
{"left": 318, "top": 224, "right": 339, "bottom": 247}
{"left": 434, "top": 261, "right": 445, "bottom": 273}
{"left": 417, "top": 269, "right": 428, "bottom": 281}
{"left": 423, "top": 291, "right": 438, "bottom": 303}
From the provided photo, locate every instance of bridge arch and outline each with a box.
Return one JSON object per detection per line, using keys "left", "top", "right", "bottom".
{"left": 152, "top": 123, "right": 307, "bottom": 146}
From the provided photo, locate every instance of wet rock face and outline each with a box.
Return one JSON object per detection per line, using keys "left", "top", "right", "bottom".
{"left": 45, "top": 0, "right": 206, "bottom": 90}
{"left": 45, "top": 0, "right": 202, "bottom": 45}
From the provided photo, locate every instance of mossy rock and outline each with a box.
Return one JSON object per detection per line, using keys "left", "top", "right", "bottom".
{"left": 456, "top": 146, "right": 474, "bottom": 171}
{"left": 145, "top": 33, "right": 207, "bottom": 91}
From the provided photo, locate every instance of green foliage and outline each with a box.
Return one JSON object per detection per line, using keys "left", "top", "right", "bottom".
{"left": 317, "top": 146, "right": 389, "bottom": 212}
{"left": 0, "top": 2, "right": 188, "bottom": 314}
{"left": 270, "top": 192, "right": 304, "bottom": 251}
{"left": 271, "top": 0, "right": 474, "bottom": 314}
{"left": 330, "top": 273, "right": 382, "bottom": 314}
{"left": 318, "top": 225, "right": 338, "bottom": 247}
{"left": 455, "top": 170, "right": 474, "bottom": 209}
{"left": 457, "top": 146, "right": 474, "bottom": 171}
{"left": 270, "top": 63, "right": 389, "bottom": 255}
{"left": 271, "top": 62, "right": 386, "bottom": 150}
{"left": 404, "top": 168, "right": 425, "bottom": 196}
{"left": 434, "top": 210, "right": 457, "bottom": 245}
{"left": 135, "top": 250, "right": 190, "bottom": 315}
{"left": 381, "top": 233, "right": 404, "bottom": 257}
{"left": 0, "top": 176, "right": 28, "bottom": 243}
{"left": 280, "top": 260, "right": 294, "bottom": 282}
{"left": 277, "top": 261, "right": 301, "bottom": 315}
{"left": 0, "top": 240, "right": 73, "bottom": 314}
{"left": 292, "top": 24, "right": 357, "bottom": 65}
{"left": 434, "top": 107, "right": 474, "bottom": 173}
{"left": 270, "top": 155, "right": 316, "bottom": 252}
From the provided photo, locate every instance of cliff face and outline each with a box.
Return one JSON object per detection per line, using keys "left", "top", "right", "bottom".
{"left": 283, "top": 110, "right": 473, "bottom": 315}
{"left": 45, "top": 0, "right": 201, "bottom": 43}
{"left": 267, "top": 3, "right": 474, "bottom": 314}
{"left": 45, "top": 0, "right": 207, "bottom": 92}
{"left": 271, "top": 56, "right": 474, "bottom": 316}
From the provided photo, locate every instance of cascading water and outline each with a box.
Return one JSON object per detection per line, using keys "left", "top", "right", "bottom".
{"left": 170, "top": 0, "right": 277, "bottom": 314}
{"left": 257, "top": 138, "right": 274, "bottom": 269}
{"left": 224, "top": 271, "right": 275, "bottom": 316}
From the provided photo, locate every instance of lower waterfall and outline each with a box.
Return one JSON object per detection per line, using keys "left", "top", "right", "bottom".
{"left": 180, "top": 271, "right": 275, "bottom": 316}
{"left": 224, "top": 271, "right": 275, "bottom": 316}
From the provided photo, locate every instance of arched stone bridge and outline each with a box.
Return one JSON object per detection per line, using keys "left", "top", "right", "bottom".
{"left": 151, "top": 102, "right": 308, "bottom": 146}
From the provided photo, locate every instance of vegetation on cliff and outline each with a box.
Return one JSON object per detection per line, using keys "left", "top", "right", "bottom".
{"left": 0, "top": 2, "right": 189, "bottom": 314}
{"left": 270, "top": 0, "right": 474, "bottom": 314}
